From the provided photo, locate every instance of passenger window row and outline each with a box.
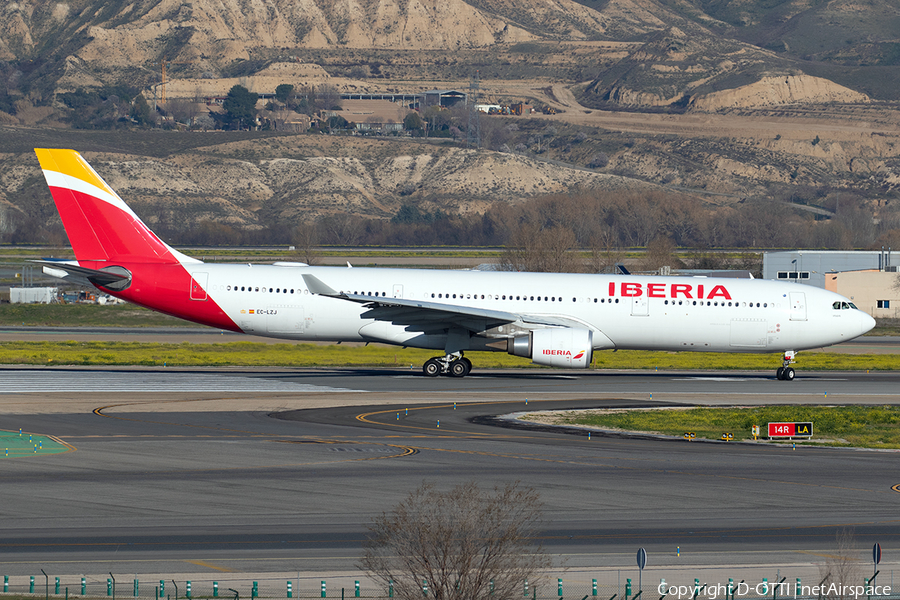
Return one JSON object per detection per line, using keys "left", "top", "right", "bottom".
{"left": 664, "top": 300, "right": 770, "bottom": 308}
{"left": 227, "top": 286, "right": 295, "bottom": 293}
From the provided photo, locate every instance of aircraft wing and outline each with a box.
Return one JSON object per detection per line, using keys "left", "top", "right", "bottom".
{"left": 302, "top": 274, "right": 587, "bottom": 334}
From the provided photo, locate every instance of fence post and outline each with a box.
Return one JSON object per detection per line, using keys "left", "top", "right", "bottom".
{"left": 287, "top": 581, "right": 292, "bottom": 598}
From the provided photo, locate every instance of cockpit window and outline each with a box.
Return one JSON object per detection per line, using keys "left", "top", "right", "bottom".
{"left": 833, "top": 301, "right": 858, "bottom": 310}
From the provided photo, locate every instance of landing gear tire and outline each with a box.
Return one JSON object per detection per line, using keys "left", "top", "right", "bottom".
{"left": 777, "top": 351, "right": 797, "bottom": 381}
{"left": 423, "top": 358, "right": 442, "bottom": 377}
{"left": 449, "top": 359, "right": 470, "bottom": 378}
{"left": 461, "top": 357, "right": 472, "bottom": 373}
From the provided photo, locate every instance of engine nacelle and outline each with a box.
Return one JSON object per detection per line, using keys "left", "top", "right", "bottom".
{"left": 508, "top": 328, "right": 593, "bottom": 368}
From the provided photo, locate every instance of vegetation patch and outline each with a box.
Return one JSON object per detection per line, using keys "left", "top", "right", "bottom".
{"left": 536, "top": 405, "right": 900, "bottom": 449}
{"left": 0, "top": 341, "right": 897, "bottom": 372}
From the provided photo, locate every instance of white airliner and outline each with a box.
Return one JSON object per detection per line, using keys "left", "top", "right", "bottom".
{"left": 34, "top": 148, "right": 875, "bottom": 380}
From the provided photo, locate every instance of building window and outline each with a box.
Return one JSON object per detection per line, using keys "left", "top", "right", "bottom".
{"left": 780, "top": 271, "right": 810, "bottom": 280}
{"left": 877, "top": 300, "right": 891, "bottom": 309}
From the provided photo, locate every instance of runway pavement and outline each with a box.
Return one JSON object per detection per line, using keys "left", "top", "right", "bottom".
{"left": 1, "top": 366, "right": 899, "bottom": 579}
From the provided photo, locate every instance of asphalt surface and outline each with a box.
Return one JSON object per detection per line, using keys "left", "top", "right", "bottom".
{"left": 1, "top": 367, "right": 899, "bottom": 578}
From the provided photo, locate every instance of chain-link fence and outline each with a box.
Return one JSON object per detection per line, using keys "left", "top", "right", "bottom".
{"left": 1, "top": 573, "right": 897, "bottom": 600}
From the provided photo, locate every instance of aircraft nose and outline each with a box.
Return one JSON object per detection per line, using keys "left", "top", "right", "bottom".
{"left": 859, "top": 311, "right": 876, "bottom": 336}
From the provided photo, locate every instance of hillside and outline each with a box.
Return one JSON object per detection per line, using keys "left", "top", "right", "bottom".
{"left": 1, "top": 0, "right": 899, "bottom": 252}
{"left": 2, "top": 0, "right": 897, "bottom": 105}
{"left": 0, "top": 128, "right": 666, "bottom": 239}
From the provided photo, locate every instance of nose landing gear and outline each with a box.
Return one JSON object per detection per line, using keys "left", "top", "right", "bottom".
{"left": 423, "top": 353, "right": 472, "bottom": 377}
{"left": 776, "top": 351, "right": 796, "bottom": 381}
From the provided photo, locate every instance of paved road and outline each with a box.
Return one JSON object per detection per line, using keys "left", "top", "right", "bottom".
{"left": 1, "top": 367, "right": 899, "bottom": 578}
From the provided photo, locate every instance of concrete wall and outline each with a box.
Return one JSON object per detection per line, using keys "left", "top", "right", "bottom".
{"left": 824, "top": 270, "right": 900, "bottom": 318}
{"left": 10, "top": 287, "right": 58, "bottom": 304}
{"left": 763, "top": 250, "right": 893, "bottom": 288}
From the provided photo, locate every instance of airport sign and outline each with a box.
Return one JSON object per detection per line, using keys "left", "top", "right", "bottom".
{"left": 767, "top": 422, "right": 813, "bottom": 437}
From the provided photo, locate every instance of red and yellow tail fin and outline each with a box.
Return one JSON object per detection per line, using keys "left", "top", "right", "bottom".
{"left": 35, "top": 149, "right": 196, "bottom": 265}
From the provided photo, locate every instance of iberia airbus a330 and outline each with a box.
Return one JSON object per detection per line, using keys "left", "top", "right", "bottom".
{"left": 34, "top": 149, "right": 875, "bottom": 380}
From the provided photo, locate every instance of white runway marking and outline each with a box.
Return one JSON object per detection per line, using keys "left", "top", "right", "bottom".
{"left": 0, "top": 371, "right": 361, "bottom": 393}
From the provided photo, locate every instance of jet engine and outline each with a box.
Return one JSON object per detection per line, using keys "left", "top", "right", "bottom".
{"left": 508, "top": 328, "right": 593, "bottom": 368}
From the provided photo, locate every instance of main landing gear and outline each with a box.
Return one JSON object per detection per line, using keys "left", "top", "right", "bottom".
{"left": 423, "top": 352, "right": 472, "bottom": 378}
{"left": 775, "top": 351, "right": 796, "bottom": 381}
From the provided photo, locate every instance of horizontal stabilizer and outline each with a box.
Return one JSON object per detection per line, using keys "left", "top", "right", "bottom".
{"left": 34, "top": 260, "right": 131, "bottom": 290}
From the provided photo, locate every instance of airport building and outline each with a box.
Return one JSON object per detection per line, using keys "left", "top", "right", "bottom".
{"left": 763, "top": 250, "right": 899, "bottom": 318}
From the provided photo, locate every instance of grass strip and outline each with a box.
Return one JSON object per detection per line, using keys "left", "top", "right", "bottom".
{"left": 539, "top": 405, "right": 900, "bottom": 449}
{"left": 0, "top": 340, "right": 898, "bottom": 371}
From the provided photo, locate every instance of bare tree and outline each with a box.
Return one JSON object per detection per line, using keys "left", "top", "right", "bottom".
{"left": 166, "top": 98, "right": 203, "bottom": 127}
{"left": 640, "top": 236, "right": 683, "bottom": 272}
{"left": 500, "top": 223, "right": 582, "bottom": 273}
{"left": 589, "top": 227, "right": 623, "bottom": 273}
{"left": 361, "top": 481, "right": 551, "bottom": 600}
{"left": 818, "top": 529, "right": 864, "bottom": 600}
{"left": 292, "top": 222, "right": 320, "bottom": 265}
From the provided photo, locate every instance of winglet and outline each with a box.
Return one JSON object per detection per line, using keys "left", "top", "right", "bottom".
{"left": 302, "top": 274, "right": 343, "bottom": 297}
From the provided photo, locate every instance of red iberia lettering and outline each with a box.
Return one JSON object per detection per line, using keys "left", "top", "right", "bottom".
{"left": 647, "top": 283, "right": 665, "bottom": 298}
{"left": 707, "top": 285, "right": 732, "bottom": 300}
{"left": 671, "top": 284, "right": 692, "bottom": 299}
{"left": 621, "top": 282, "right": 642, "bottom": 297}
{"left": 600, "top": 281, "right": 732, "bottom": 300}
{"left": 543, "top": 349, "right": 572, "bottom": 356}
